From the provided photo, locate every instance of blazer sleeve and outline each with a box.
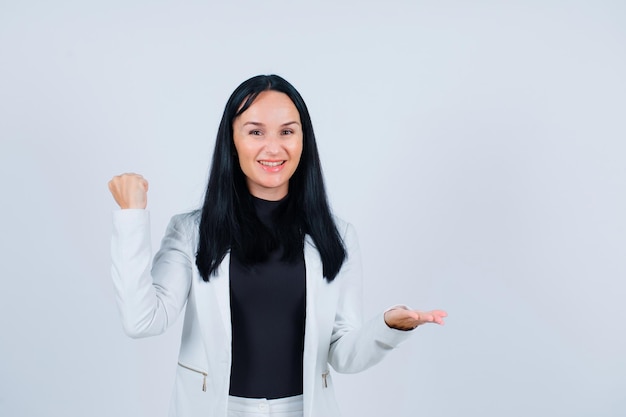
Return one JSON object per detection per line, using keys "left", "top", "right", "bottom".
{"left": 328, "top": 222, "right": 414, "bottom": 373}
{"left": 111, "top": 210, "right": 193, "bottom": 338}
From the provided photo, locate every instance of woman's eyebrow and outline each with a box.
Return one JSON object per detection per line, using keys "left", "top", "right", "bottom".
{"left": 242, "top": 121, "right": 264, "bottom": 127}
{"left": 242, "top": 121, "right": 300, "bottom": 127}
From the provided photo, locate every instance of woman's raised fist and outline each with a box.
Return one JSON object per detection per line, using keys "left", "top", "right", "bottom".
{"left": 108, "top": 173, "right": 149, "bottom": 209}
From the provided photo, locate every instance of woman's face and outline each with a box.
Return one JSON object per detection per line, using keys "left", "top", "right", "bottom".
{"left": 233, "top": 90, "right": 303, "bottom": 201}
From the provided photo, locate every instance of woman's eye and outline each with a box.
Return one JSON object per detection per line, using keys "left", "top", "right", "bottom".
{"left": 281, "top": 129, "right": 294, "bottom": 135}
{"left": 249, "top": 130, "right": 262, "bottom": 136}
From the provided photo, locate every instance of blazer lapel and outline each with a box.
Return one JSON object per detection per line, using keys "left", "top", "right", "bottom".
{"left": 193, "top": 252, "right": 232, "bottom": 351}
{"left": 303, "top": 236, "right": 322, "bottom": 417}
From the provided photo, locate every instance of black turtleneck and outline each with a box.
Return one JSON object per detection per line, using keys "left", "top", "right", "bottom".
{"left": 228, "top": 195, "right": 306, "bottom": 399}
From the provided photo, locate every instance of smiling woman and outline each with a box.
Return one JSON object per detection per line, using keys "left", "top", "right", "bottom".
{"left": 232, "top": 91, "right": 304, "bottom": 201}
{"left": 107, "top": 74, "right": 446, "bottom": 417}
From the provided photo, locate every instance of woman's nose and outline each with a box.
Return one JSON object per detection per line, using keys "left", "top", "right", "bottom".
{"left": 263, "top": 134, "right": 280, "bottom": 154}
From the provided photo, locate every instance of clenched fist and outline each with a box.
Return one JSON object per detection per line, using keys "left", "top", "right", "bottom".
{"left": 108, "top": 173, "right": 149, "bottom": 209}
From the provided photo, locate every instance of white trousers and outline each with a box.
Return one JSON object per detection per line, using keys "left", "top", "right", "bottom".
{"left": 227, "top": 394, "right": 304, "bottom": 417}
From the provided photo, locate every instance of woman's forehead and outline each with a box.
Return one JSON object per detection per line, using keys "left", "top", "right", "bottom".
{"left": 235, "top": 91, "right": 300, "bottom": 123}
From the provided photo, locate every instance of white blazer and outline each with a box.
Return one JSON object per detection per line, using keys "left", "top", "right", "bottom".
{"left": 111, "top": 210, "right": 412, "bottom": 417}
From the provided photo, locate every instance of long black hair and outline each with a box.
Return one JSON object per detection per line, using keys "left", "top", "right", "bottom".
{"left": 195, "top": 74, "right": 346, "bottom": 282}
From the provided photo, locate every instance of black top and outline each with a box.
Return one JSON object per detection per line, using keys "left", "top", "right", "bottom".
{"left": 228, "top": 196, "right": 306, "bottom": 399}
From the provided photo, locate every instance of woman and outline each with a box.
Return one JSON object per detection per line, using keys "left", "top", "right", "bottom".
{"left": 108, "top": 74, "right": 446, "bottom": 417}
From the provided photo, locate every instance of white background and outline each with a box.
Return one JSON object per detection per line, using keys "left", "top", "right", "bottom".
{"left": 1, "top": 1, "right": 625, "bottom": 416}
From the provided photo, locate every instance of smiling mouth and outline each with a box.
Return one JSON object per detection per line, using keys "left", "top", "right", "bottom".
{"left": 258, "top": 160, "right": 285, "bottom": 167}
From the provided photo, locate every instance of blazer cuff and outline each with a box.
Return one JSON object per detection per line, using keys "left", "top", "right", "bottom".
{"left": 112, "top": 209, "right": 150, "bottom": 225}
{"left": 372, "top": 306, "right": 415, "bottom": 348}
{"left": 112, "top": 209, "right": 151, "bottom": 242}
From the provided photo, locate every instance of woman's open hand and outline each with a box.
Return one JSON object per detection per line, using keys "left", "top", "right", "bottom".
{"left": 384, "top": 308, "right": 447, "bottom": 331}
{"left": 108, "top": 173, "right": 149, "bottom": 209}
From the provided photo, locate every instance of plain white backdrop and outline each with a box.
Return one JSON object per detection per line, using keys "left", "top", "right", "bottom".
{"left": 1, "top": 1, "right": 625, "bottom": 416}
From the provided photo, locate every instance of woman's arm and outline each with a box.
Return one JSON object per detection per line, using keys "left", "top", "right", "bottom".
{"left": 109, "top": 173, "right": 192, "bottom": 338}
{"left": 327, "top": 222, "right": 446, "bottom": 373}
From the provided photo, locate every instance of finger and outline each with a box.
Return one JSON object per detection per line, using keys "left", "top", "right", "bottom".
{"left": 415, "top": 310, "right": 447, "bottom": 326}
{"left": 108, "top": 177, "right": 122, "bottom": 194}
{"left": 419, "top": 312, "right": 435, "bottom": 323}
{"left": 431, "top": 311, "right": 446, "bottom": 325}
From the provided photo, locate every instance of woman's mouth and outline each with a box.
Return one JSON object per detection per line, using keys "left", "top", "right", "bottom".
{"left": 258, "top": 160, "right": 285, "bottom": 167}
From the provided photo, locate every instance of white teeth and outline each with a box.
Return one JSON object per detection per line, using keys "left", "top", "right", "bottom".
{"left": 259, "top": 161, "right": 284, "bottom": 167}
